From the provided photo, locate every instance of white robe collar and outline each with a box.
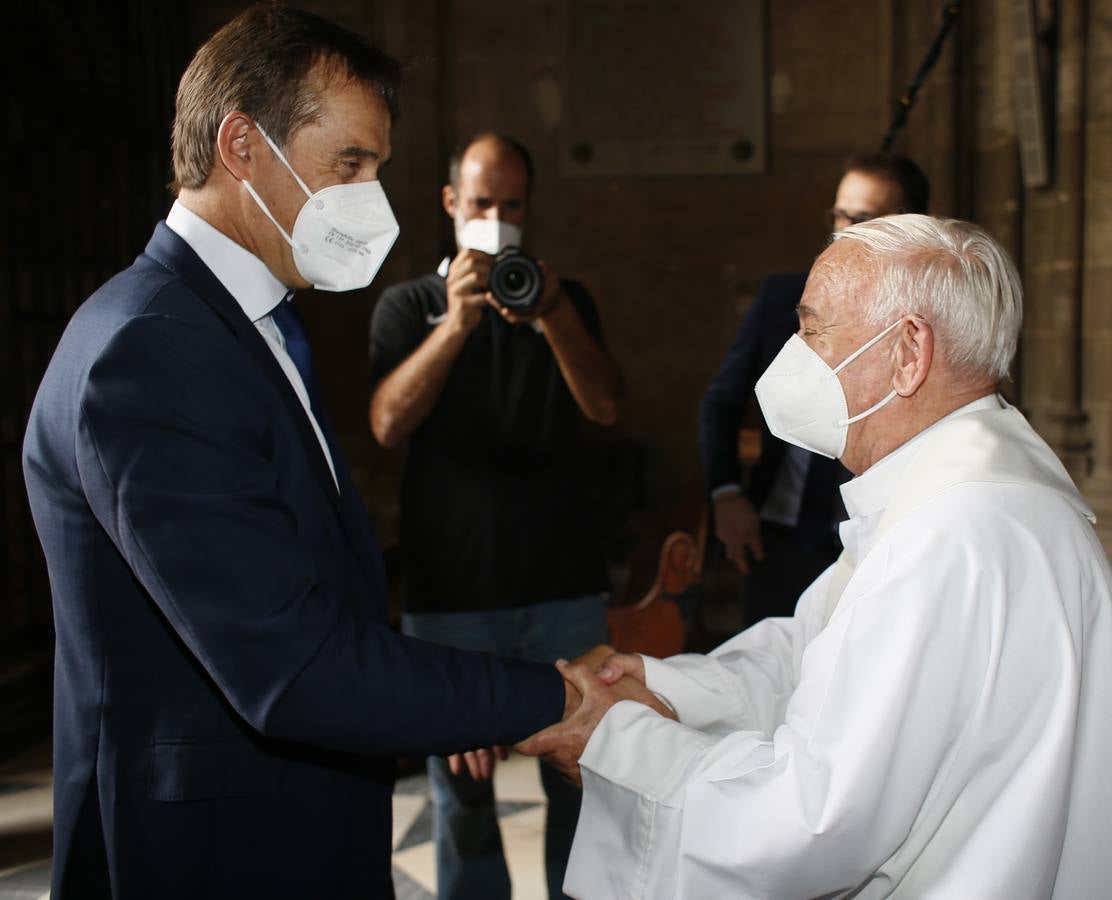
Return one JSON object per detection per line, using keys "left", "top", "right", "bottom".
{"left": 828, "top": 392, "right": 1094, "bottom": 622}
{"left": 839, "top": 394, "right": 1005, "bottom": 566}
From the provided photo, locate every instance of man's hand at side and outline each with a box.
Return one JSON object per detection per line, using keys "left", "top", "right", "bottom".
{"left": 714, "top": 490, "right": 765, "bottom": 574}
{"left": 448, "top": 745, "right": 510, "bottom": 780}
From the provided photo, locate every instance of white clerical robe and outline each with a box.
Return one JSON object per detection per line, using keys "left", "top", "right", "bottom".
{"left": 567, "top": 396, "right": 1112, "bottom": 899}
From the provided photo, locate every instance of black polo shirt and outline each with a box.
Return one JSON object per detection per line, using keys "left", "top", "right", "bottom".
{"left": 369, "top": 271, "right": 610, "bottom": 613}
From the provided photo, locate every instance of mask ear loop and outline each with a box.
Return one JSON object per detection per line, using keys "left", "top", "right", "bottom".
{"left": 242, "top": 180, "right": 300, "bottom": 252}
{"left": 253, "top": 124, "right": 316, "bottom": 201}
{"left": 840, "top": 389, "right": 898, "bottom": 426}
{"left": 831, "top": 317, "right": 904, "bottom": 375}
{"left": 831, "top": 317, "right": 905, "bottom": 427}
{"left": 241, "top": 123, "right": 316, "bottom": 254}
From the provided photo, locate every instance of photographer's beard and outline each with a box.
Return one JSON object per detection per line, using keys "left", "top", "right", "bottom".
{"left": 454, "top": 212, "right": 524, "bottom": 255}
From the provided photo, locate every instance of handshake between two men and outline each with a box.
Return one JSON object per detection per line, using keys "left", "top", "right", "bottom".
{"left": 448, "top": 645, "right": 677, "bottom": 786}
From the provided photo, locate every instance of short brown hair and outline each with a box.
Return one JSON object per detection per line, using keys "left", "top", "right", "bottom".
{"left": 171, "top": 5, "right": 401, "bottom": 192}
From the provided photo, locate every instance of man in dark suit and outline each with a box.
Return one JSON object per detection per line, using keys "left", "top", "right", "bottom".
{"left": 21, "top": 8, "right": 569, "bottom": 899}
{"left": 699, "top": 153, "right": 930, "bottom": 625}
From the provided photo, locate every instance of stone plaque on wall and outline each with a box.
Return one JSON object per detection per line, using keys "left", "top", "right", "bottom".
{"left": 560, "top": 0, "right": 766, "bottom": 177}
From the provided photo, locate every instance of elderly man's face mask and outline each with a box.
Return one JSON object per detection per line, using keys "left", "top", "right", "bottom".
{"left": 754, "top": 319, "right": 902, "bottom": 459}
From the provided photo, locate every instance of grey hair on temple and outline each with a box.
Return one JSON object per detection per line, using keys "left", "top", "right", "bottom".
{"left": 834, "top": 214, "right": 1022, "bottom": 382}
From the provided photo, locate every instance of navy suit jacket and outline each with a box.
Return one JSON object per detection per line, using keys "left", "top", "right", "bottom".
{"left": 22, "top": 223, "right": 564, "bottom": 900}
{"left": 699, "top": 272, "right": 810, "bottom": 508}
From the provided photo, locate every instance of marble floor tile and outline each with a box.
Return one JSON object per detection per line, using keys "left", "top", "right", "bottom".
{"left": 493, "top": 751, "right": 546, "bottom": 803}
{"left": 393, "top": 793, "right": 427, "bottom": 850}
{"left": 0, "top": 860, "right": 50, "bottom": 900}
{"left": 391, "top": 752, "right": 554, "bottom": 898}
{"left": 499, "top": 804, "right": 548, "bottom": 900}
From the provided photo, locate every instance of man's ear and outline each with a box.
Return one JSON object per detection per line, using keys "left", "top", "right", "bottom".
{"left": 441, "top": 184, "right": 457, "bottom": 219}
{"left": 214, "top": 112, "right": 256, "bottom": 182}
{"left": 892, "top": 315, "right": 933, "bottom": 397}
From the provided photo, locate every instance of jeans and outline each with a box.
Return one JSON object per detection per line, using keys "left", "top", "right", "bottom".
{"left": 402, "top": 594, "right": 609, "bottom": 900}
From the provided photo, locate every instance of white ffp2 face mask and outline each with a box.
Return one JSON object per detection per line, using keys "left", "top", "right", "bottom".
{"left": 754, "top": 319, "right": 903, "bottom": 459}
{"left": 242, "top": 124, "right": 400, "bottom": 292}
{"left": 455, "top": 216, "right": 523, "bottom": 255}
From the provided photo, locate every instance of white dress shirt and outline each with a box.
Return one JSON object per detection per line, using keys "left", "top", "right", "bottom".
{"left": 165, "top": 201, "right": 337, "bottom": 489}
{"left": 567, "top": 396, "right": 1112, "bottom": 899}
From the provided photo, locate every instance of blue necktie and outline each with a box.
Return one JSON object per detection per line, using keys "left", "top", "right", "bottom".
{"left": 270, "top": 295, "right": 325, "bottom": 419}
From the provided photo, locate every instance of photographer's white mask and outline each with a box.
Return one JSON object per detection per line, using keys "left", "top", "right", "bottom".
{"left": 455, "top": 217, "right": 523, "bottom": 255}
{"left": 242, "top": 124, "right": 399, "bottom": 292}
{"left": 754, "top": 319, "right": 903, "bottom": 459}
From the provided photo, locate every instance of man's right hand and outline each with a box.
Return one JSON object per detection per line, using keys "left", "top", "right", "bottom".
{"left": 714, "top": 492, "right": 765, "bottom": 575}
{"left": 445, "top": 249, "right": 494, "bottom": 331}
{"left": 517, "top": 656, "right": 676, "bottom": 787}
{"left": 446, "top": 644, "right": 643, "bottom": 782}
{"left": 572, "top": 647, "right": 670, "bottom": 716}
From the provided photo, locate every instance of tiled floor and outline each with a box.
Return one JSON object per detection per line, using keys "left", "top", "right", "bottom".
{"left": 0, "top": 744, "right": 52, "bottom": 900}
{"left": 0, "top": 746, "right": 551, "bottom": 900}
{"left": 393, "top": 752, "right": 551, "bottom": 899}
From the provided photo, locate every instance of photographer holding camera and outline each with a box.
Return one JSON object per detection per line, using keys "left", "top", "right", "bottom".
{"left": 368, "top": 132, "right": 622, "bottom": 900}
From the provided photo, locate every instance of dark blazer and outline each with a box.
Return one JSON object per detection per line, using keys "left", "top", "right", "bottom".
{"left": 699, "top": 272, "right": 809, "bottom": 507}
{"left": 22, "top": 223, "right": 564, "bottom": 900}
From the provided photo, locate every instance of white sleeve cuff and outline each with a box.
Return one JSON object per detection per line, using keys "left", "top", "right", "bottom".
{"left": 579, "top": 699, "right": 720, "bottom": 807}
{"left": 643, "top": 654, "right": 747, "bottom": 732}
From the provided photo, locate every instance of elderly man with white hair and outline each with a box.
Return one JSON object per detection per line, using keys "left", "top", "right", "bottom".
{"left": 519, "top": 215, "right": 1112, "bottom": 898}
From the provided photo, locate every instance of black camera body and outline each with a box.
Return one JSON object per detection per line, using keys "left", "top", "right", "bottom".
{"left": 489, "top": 247, "right": 544, "bottom": 312}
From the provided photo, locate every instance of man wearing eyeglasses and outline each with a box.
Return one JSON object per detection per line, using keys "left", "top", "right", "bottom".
{"left": 699, "top": 153, "right": 929, "bottom": 626}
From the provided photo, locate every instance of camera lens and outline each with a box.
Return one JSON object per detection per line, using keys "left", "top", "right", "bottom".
{"left": 490, "top": 249, "right": 543, "bottom": 311}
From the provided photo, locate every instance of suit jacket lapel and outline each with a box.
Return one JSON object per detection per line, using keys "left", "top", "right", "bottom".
{"left": 141, "top": 224, "right": 381, "bottom": 594}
